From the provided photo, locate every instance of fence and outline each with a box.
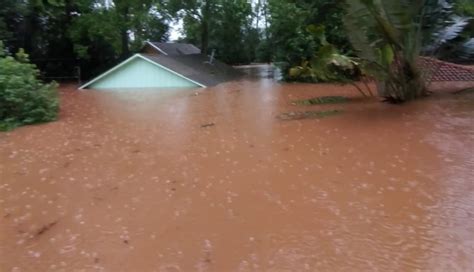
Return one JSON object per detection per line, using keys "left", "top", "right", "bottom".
{"left": 31, "top": 58, "right": 82, "bottom": 85}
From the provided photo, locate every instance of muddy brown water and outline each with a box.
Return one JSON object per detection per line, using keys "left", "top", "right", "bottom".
{"left": 1, "top": 80, "right": 473, "bottom": 271}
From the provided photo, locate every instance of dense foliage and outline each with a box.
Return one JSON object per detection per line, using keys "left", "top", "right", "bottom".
{"left": 0, "top": 42, "right": 59, "bottom": 131}
{"left": 168, "top": 0, "right": 257, "bottom": 64}
{"left": 265, "top": 0, "right": 350, "bottom": 80}
{"left": 0, "top": 0, "right": 472, "bottom": 84}
{"left": 0, "top": 0, "right": 354, "bottom": 76}
{"left": 0, "top": 0, "right": 169, "bottom": 79}
{"left": 437, "top": 0, "right": 474, "bottom": 62}
{"left": 289, "top": 25, "right": 373, "bottom": 97}
{"left": 455, "top": 0, "right": 474, "bottom": 16}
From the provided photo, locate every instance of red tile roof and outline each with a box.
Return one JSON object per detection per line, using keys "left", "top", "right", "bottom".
{"left": 419, "top": 57, "right": 474, "bottom": 82}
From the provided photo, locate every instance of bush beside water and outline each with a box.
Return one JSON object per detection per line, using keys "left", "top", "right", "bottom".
{"left": 0, "top": 42, "right": 59, "bottom": 131}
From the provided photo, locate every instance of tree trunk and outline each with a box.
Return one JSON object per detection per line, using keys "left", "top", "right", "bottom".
{"left": 119, "top": 5, "right": 130, "bottom": 57}
{"left": 121, "top": 28, "right": 130, "bottom": 57}
{"left": 60, "top": 0, "right": 75, "bottom": 55}
{"left": 200, "top": 1, "right": 211, "bottom": 55}
{"left": 255, "top": 0, "right": 261, "bottom": 29}
{"left": 263, "top": 0, "right": 269, "bottom": 40}
{"left": 201, "top": 20, "right": 209, "bottom": 55}
{"left": 23, "top": 3, "right": 40, "bottom": 55}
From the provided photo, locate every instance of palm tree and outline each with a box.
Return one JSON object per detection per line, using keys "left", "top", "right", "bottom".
{"left": 344, "top": 0, "right": 473, "bottom": 102}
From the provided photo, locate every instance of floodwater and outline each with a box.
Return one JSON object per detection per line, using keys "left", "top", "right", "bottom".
{"left": 234, "top": 64, "right": 282, "bottom": 80}
{"left": 1, "top": 78, "right": 473, "bottom": 271}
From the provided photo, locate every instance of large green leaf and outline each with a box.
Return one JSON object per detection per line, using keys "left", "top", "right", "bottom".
{"left": 380, "top": 44, "right": 394, "bottom": 67}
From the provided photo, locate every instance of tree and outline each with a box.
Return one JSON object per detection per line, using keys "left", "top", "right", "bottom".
{"left": 1, "top": 0, "right": 170, "bottom": 80}
{"left": 70, "top": 0, "right": 169, "bottom": 57}
{"left": 69, "top": 0, "right": 169, "bottom": 78}
{"left": 455, "top": 0, "right": 474, "bottom": 16}
{"left": 0, "top": 0, "right": 23, "bottom": 48}
{"left": 1, "top": 0, "right": 90, "bottom": 77}
{"left": 169, "top": 0, "right": 255, "bottom": 64}
{"left": 254, "top": 0, "right": 272, "bottom": 62}
{"left": 344, "top": 0, "right": 474, "bottom": 102}
{"left": 110, "top": 0, "right": 169, "bottom": 56}
{"left": 437, "top": 0, "right": 474, "bottom": 63}
{"left": 265, "top": 0, "right": 350, "bottom": 80}
{"left": 266, "top": 0, "right": 315, "bottom": 79}
{"left": 167, "top": 0, "right": 218, "bottom": 55}
{"left": 210, "top": 0, "right": 254, "bottom": 64}
{"left": 0, "top": 42, "right": 59, "bottom": 131}
{"left": 289, "top": 25, "right": 373, "bottom": 97}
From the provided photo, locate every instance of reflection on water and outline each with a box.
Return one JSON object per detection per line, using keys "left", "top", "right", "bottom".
{"left": 0, "top": 81, "right": 473, "bottom": 271}
{"left": 235, "top": 64, "right": 283, "bottom": 80}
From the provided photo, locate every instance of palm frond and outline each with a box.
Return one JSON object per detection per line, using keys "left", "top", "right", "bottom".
{"left": 431, "top": 16, "right": 470, "bottom": 47}
{"left": 380, "top": 0, "right": 416, "bottom": 30}
{"left": 459, "top": 38, "right": 474, "bottom": 59}
{"left": 343, "top": 2, "right": 377, "bottom": 61}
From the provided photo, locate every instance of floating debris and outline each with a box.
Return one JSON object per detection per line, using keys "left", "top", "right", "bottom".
{"left": 201, "top": 123, "right": 216, "bottom": 128}
{"left": 292, "top": 96, "right": 348, "bottom": 105}
{"left": 35, "top": 221, "right": 58, "bottom": 237}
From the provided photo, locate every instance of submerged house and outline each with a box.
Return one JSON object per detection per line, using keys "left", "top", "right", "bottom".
{"left": 79, "top": 42, "right": 240, "bottom": 90}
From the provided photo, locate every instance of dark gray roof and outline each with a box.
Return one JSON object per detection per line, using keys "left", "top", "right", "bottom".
{"left": 140, "top": 53, "right": 242, "bottom": 87}
{"left": 149, "top": 42, "right": 201, "bottom": 56}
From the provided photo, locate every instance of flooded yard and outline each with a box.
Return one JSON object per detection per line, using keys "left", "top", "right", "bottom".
{"left": 1, "top": 79, "right": 473, "bottom": 271}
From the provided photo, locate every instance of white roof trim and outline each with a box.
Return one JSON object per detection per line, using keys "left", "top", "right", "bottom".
{"left": 78, "top": 54, "right": 206, "bottom": 89}
{"left": 79, "top": 54, "right": 141, "bottom": 89}
{"left": 146, "top": 41, "right": 168, "bottom": 56}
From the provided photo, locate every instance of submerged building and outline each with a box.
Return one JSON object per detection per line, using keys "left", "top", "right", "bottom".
{"left": 79, "top": 42, "right": 241, "bottom": 90}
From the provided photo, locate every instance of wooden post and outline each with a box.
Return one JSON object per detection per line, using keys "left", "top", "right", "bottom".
{"left": 77, "top": 66, "right": 81, "bottom": 86}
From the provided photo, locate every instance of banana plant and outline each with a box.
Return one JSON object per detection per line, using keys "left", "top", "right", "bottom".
{"left": 422, "top": 0, "right": 473, "bottom": 61}
{"left": 343, "top": 0, "right": 429, "bottom": 102}
{"left": 344, "top": 0, "right": 473, "bottom": 102}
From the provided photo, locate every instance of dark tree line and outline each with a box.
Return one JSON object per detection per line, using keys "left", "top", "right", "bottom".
{"left": 1, "top": 0, "right": 472, "bottom": 81}
{"left": 0, "top": 0, "right": 349, "bottom": 79}
{"left": 1, "top": 0, "right": 169, "bottom": 79}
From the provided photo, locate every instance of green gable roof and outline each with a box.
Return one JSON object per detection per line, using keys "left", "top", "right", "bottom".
{"left": 79, "top": 54, "right": 205, "bottom": 90}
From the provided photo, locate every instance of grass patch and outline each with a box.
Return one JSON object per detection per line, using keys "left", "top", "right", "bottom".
{"left": 278, "top": 109, "right": 343, "bottom": 120}
{"left": 292, "top": 96, "right": 348, "bottom": 106}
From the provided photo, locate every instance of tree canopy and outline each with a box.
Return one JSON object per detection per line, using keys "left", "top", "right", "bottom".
{"left": 0, "top": 0, "right": 472, "bottom": 81}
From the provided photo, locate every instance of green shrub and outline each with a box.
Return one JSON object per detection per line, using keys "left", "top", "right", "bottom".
{"left": 0, "top": 42, "right": 59, "bottom": 131}
{"left": 292, "top": 96, "right": 349, "bottom": 105}
{"left": 278, "top": 110, "right": 343, "bottom": 120}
